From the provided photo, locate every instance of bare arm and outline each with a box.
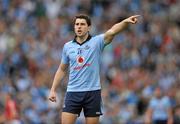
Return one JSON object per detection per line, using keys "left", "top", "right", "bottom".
{"left": 145, "top": 108, "right": 153, "bottom": 124}
{"left": 167, "top": 107, "right": 173, "bottom": 124}
{"left": 104, "top": 15, "right": 140, "bottom": 44}
{"left": 48, "top": 63, "right": 68, "bottom": 102}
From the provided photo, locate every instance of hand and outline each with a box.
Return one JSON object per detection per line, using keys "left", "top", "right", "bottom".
{"left": 124, "top": 15, "right": 141, "bottom": 24}
{"left": 48, "top": 90, "right": 57, "bottom": 102}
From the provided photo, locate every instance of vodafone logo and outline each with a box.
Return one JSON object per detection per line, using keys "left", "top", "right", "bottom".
{"left": 77, "top": 56, "right": 84, "bottom": 64}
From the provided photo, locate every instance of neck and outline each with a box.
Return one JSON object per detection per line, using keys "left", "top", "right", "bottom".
{"left": 76, "top": 33, "right": 89, "bottom": 44}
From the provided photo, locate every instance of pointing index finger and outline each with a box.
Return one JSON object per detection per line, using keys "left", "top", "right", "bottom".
{"left": 132, "top": 15, "right": 141, "bottom": 18}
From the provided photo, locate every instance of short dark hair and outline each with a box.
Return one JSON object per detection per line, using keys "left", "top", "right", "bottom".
{"left": 73, "top": 14, "right": 91, "bottom": 26}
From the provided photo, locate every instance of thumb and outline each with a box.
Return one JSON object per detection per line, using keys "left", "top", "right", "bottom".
{"left": 128, "top": 15, "right": 141, "bottom": 24}
{"left": 49, "top": 96, "right": 57, "bottom": 102}
{"left": 127, "top": 19, "right": 136, "bottom": 24}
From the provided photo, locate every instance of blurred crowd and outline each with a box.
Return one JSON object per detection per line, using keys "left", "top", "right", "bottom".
{"left": 0, "top": 0, "right": 179, "bottom": 124}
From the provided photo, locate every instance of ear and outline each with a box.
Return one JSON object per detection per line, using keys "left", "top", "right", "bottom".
{"left": 88, "top": 26, "right": 91, "bottom": 31}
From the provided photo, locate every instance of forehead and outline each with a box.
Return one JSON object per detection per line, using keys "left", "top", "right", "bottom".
{"left": 75, "top": 19, "right": 87, "bottom": 24}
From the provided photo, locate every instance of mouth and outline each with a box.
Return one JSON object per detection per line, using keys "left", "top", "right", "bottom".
{"left": 77, "top": 30, "right": 82, "bottom": 33}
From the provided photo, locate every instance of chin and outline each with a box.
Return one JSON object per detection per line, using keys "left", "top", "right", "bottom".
{"left": 76, "top": 34, "right": 85, "bottom": 37}
{"left": 76, "top": 34, "right": 82, "bottom": 37}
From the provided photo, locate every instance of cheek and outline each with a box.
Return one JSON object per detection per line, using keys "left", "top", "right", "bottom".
{"left": 74, "top": 26, "right": 77, "bottom": 30}
{"left": 82, "top": 27, "right": 89, "bottom": 32}
{"left": 74, "top": 27, "right": 78, "bottom": 33}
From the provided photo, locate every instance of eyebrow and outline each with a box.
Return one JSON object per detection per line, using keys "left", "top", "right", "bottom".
{"left": 75, "top": 22, "right": 86, "bottom": 25}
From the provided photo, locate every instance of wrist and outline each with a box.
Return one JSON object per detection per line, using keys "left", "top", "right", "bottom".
{"left": 122, "top": 19, "right": 129, "bottom": 24}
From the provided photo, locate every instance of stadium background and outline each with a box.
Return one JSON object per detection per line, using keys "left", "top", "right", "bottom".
{"left": 0, "top": 0, "right": 179, "bottom": 124}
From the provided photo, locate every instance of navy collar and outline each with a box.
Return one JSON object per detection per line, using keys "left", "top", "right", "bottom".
{"left": 73, "top": 35, "right": 92, "bottom": 46}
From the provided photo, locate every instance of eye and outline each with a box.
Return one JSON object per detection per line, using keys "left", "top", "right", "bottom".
{"left": 81, "top": 23, "right": 85, "bottom": 26}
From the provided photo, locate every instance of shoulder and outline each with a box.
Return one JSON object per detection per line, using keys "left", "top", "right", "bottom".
{"left": 64, "top": 40, "right": 73, "bottom": 46}
{"left": 63, "top": 40, "right": 74, "bottom": 49}
{"left": 149, "top": 97, "right": 158, "bottom": 107}
{"left": 162, "top": 96, "right": 170, "bottom": 103}
{"left": 91, "top": 33, "right": 105, "bottom": 39}
{"left": 90, "top": 34, "right": 105, "bottom": 46}
{"left": 150, "top": 97, "right": 158, "bottom": 103}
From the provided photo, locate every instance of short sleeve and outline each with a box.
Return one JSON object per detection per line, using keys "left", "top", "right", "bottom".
{"left": 61, "top": 45, "right": 69, "bottom": 64}
{"left": 149, "top": 98, "right": 156, "bottom": 109}
{"left": 95, "top": 34, "right": 106, "bottom": 51}
{"left": 163, "top": 97, "right": 171, "bottom": 108}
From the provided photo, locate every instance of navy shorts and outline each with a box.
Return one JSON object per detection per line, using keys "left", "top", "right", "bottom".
{"left": 62, "top": 90, "right": 103, "bottom": 117}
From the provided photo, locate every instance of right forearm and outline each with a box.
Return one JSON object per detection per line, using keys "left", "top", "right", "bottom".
{"left": 167, "top": 108, "right": 173, "bottom": 124}
{"left": 145, "top": 109, "right": 152, "bottom": 124}
{"left": 49, "top": 63, "right": 68, "bottom": 102}
{"left": 145, "top": 115, "right": 151, "bottom": 124}
{"left": 51, "top": 69, "right": 66, "bottom": 91}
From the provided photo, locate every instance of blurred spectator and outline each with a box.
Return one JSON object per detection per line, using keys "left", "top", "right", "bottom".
{"left": 173, "top": 105, "right": 180, "bottom": 124}
{"left": 4, "top": 93, "right": 21, "bottom": 124}
{"left": 145, "top": 87, "right": 173, "bottom": 124}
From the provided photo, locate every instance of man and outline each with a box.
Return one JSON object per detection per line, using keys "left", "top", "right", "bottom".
{"left": 145, "top": 87, "right": 173, "bottom": 124}
{"left": 49, "top": 14, "right": 140, "bottom": 124}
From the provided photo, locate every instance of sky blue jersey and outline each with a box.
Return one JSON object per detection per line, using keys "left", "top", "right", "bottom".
{"left": 149, "top": 96, "right": 171, "bottom": 120}
{"left": 61, "top": 34, "right": 106, "bottom": 92}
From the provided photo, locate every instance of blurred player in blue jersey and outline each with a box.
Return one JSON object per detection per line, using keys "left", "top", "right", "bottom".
{"left": 145, "top": 87, "right": 173, "bottom": 124}
{"left": 49, "top": 14, "right": 140, "bottom": 124}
